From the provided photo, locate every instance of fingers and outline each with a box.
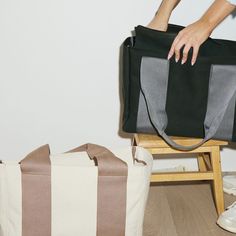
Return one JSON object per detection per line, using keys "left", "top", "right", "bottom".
{"left": 174, "top": 44, "right": 181, "bottom": 63}
{"left": 167, "top": 31, "right": 200, "bottom": 66}
{"left": 168, "top": 31, "right": 188, "bottom": 63}
{"left": 167, "top": 33, "right": 181, "bottom": 61}
{"left": 191, "top": 45, "right": 199, "bottom": 66}
{"left": 181, "top": 44, "right": 191, "bottom": 64}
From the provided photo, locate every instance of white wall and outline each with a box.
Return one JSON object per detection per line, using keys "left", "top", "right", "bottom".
{"left": 0, "top": 0, "right": 235, "bottom": 170}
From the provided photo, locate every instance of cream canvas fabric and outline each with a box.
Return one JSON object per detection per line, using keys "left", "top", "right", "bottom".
{"left": 0, "top": 146, "right": 153, "bottom": 236}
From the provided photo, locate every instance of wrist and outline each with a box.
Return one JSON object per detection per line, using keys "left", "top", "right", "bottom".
{"left": 199, "top": 0, "right": 236, "bottom": 35}
{"left": 198, "top": 17, "right": 215, "bottom": 35}
{"left": 147, "top": 19, "right": 168, "bottom": 31}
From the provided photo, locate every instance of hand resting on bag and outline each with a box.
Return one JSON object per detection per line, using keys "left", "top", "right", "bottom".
{"left": 147, "top": 0, "right": 236, "bottom": 66}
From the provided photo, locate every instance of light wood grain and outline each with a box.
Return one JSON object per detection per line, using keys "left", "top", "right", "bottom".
{"left": 135, "top": 134, "right": 228, "bottom": 148}
{"left": 134, "top": 134, "right": 228, "bottom": 215}
{"left": 143, "top": 185, "right": 178, "bottom": 236}
{"left": 197, "top": 153, "right": 208, "bottom": 172}
{"left": 151, "top": 171, "right": 214, "bottom": 182}
{"left": 148, "top": 146, "right": 213, "bottom": 154}
{"left": 211, "top": 146, "right": 225, "bottom": 215}
{"left": 197, "top": 153, "right": 212, "bottom": 172}
{"left": 143, "top": 182, "right": 236, "bottom": 236}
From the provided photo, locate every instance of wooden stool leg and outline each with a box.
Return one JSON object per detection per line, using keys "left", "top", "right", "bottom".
{"left": 211, "top": 146, "right": 225, "bottom": 215}
{"left": 197, "top": 153, "right": 212, "bottom": 171}
{"left": 197, "top": 153, "right": 207, "bottom": 172}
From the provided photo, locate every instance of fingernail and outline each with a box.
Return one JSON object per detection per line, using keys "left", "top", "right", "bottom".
{"left": 181, "top": 60, "right": 185, "bottom": 65}
{"left": 167, "top": 53, "right": 171, "bottom": 60}
{"left": 191, "top": 61, "right": 194, "bottom": 66}
{"left": 175, "top": 58, "right": 179, "bottom": 63}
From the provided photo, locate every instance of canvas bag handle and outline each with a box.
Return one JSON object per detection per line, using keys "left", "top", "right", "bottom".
{"left": 67, "top": 143, "right": 128, "bottom": 176}
{"left": 20, "top": 143, "right": 128, "bottom": 236}
{"left": 21, "top": 143, "right": 128, "bottom": 176}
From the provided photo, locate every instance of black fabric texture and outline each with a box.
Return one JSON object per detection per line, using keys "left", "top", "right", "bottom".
{"left": 121, "top": 24, "right": 236, "bottom": 140}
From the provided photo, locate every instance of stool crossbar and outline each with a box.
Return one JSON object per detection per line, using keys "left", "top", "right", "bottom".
{"left": 133, "top": 133, "right": 229, "bottom": 215}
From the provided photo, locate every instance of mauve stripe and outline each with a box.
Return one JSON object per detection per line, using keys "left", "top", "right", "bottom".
{"left": 20, "top": 143, "right": 128, "bottom": 236}
{"left": 69, "top": 143, "right": 128, "bottom": 236}
{"left": 20, "top": 145, "right": 51, "bottom": 236}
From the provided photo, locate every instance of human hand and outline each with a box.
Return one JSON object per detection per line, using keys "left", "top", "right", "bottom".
{"left": 167, "top": 19, "right": 213, "bottom": 65}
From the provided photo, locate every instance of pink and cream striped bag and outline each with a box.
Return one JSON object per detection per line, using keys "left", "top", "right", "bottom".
{"left": 0, "top": 143, "right": 153, "bottom": 236}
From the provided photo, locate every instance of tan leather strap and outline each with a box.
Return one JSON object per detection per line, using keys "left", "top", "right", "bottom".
{"left": 20, "top": 143, "right": 128, "bottom": 236}
{"left": 68, "top": 143, "right": 128, "bottom": 236}
{"left": 20, "top": 144, "right": 51, "bottom": 236}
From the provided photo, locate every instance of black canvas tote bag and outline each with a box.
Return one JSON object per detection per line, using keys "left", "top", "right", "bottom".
{"left": 121, "top": 24, "right": 236, "bottom": 150}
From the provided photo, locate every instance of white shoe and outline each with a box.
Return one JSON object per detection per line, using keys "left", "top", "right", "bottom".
{"left": 217, "top": 202, "right": 236, "bottom": 233}
{"left": 223, "top": 175, "right": 236, "bottom": 196}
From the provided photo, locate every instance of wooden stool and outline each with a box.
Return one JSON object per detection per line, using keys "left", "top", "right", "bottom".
{"left": 133, "top": 134, "right": 229, "bottom": 215}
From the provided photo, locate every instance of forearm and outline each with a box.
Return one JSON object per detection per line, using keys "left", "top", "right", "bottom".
{"left": 148, "top": 0, "right": 181, "bottom": 30}
{"left": 200, "top": 0, "right": 236, "bottom": 33}
{"left": 154, "top": 0, "right": 181, "bottom": 23}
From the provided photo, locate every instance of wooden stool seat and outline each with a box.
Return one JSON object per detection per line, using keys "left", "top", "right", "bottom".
{"left": 133, "top": 134, "right": 229, "bottom": 215}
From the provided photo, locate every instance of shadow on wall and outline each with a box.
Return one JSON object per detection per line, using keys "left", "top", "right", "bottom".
{"left": 225, "top": 141, "right": 236, "bottom": 151}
